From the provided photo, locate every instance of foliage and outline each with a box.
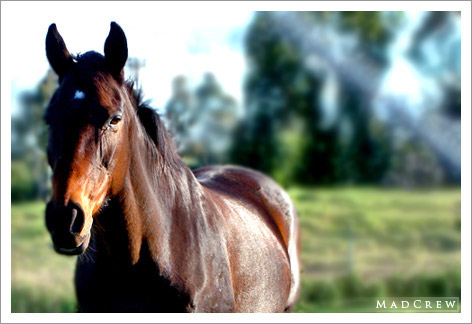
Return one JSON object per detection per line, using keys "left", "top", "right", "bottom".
{"left": 336, "top": 12, "right": 402, "bottom": 66}
{"left": 231, "top": 12, "right": 397, "bottom": 186}
{"left": 11, "top": 70, "right": 57, "bottom": 201}
{"left": 11, "top": 161, "right": 37, "bottom": 201}
{"left": 407, "top": 12, "right": 461, "bottom": 120}
{"left": 384, "top": 138, "right": 446, "bottom": 187}
{"left": 165, "top": 73, "right": 239, "bottom": 167}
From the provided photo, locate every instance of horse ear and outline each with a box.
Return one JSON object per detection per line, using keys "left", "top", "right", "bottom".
{"left": 104, "top": 22, "right": 128, "bottom": 81}
{"left": 46, "top": 24, "right": 74, "bottom": 80}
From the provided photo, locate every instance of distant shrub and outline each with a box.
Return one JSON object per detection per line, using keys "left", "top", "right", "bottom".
{"left": 300, "top": 270, "right": 460, "bottom": 309}
{"left": 363, "top": 281, "right": 387, "bottom": 298}
{"left": 11, "top": 161, "right": 36, "bottom": 201}
{"left": 338, "top": 274, "right": 364, "bottom": 299}
{"left": 410, "top": 270, "right": 460, "bottom": 297}
{"left": 302, "top": 279, "right": 341, "bottom": 306}
{"left": 422, "top": 230, "right": 461, "bottom": 251}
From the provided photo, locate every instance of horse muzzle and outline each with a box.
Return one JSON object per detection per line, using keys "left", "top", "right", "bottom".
{"left": 45, "top": 201, "right": 92, "bottom": 255}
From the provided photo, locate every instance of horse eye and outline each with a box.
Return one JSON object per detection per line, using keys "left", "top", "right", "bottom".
{"left": 108, "top": 115, "right": 122, "bottom": 127}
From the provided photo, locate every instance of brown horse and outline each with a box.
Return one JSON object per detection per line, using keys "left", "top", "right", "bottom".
{"left": 44, "top": 22, "right": 300, "bottom": 313}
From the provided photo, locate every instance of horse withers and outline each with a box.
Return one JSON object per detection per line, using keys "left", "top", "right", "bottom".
{"left": 44, "top": 22, "right": 300, "bottom": 312}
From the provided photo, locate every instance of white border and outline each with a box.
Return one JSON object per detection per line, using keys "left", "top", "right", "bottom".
{"left": 2, "top": 1, "right": 471, "bottom": 323}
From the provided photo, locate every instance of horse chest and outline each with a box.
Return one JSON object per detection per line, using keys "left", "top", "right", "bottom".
{"left": 75, "top": 257, "right": 193, "bottom": 312}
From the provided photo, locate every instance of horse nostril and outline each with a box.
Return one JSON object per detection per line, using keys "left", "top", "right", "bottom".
{"left": 69, "top": 202, "right": 85, "bottom": 235}
{"left": 69, "top": 208, "right": 78, "bottom": 232}
{"left": 45, "top": 201, "right": 86, "bottom": 238}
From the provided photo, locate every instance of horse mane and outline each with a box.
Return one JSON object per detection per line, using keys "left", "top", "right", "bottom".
{"left": 125, "top": 81, "right": 185, "bottom": 170}
{"left": 47, "top": 49, "right": 185, "bottom": 171}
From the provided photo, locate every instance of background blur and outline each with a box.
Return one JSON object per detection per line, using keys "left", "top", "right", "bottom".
{"left": 10, "top": 9, "right": 461, "bottom": 312}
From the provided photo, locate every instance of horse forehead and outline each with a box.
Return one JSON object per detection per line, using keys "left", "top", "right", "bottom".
{"left": 62, "top": 78, "right": 120, "bottom": 110}
{"left": 47, "top": 89, "right": 109, "bottom": 126}
{"left": 65, "top": 61, "right": 119, "bottom": 101}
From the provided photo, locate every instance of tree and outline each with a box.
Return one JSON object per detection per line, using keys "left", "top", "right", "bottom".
{"left": 232, "top": 12, "right": 333, "bottom": 184}
{"left": 165, "top": 75, "right": 195, "bottom": 154}
{"left": 12, "top": 69, "right": 57, "bottom": 200}
{"left": 232, "top": 12, "right": 396, "bottom": 185}
{"left": 164, "top": 73, "right": 239, "bottom": 167}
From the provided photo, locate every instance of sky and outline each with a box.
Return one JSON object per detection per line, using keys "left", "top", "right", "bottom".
{"left": 4, "top": 3, "right": 461, "bottom": 120}
{"left": 2, "top": 3, "right": 462, "bottom": 129}
{"left": 4, "top": 2, "right": 254, "bottom": 114}
{"left": 378, "top": 11, "right": 461, "bottom": 120}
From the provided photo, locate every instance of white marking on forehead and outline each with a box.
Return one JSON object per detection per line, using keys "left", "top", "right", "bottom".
{"left": 73, "top": 90, "right": 85, "bottom": 100}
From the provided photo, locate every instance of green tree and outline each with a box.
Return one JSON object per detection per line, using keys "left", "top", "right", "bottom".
{"left": 232, "top": 12, "right": 397, "bottom": 185}
{"left": 165, "top": 73, "right": 239, "bottom": 167}
{"left": 232, "top": 12, "right": 333, "bottom": 184}
{"left": 12, "top": 70, "right": 57, "bottom": 201}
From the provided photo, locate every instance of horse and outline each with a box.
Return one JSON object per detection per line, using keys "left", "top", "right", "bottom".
{"left": 44, "top": 22, "right": 300, "bottom": 313}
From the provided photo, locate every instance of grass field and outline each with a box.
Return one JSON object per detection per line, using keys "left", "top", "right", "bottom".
{"left": 11, "top": 187, "right": 461, "bottom": 313}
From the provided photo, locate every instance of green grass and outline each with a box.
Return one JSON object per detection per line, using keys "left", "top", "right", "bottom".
{"left": 11, "top": 187, "right": 461, "bottom": 312}
{"left": 11, "top": 202, "right": 77, "bottom": 312}
{"left": 289, "top": 186, "right": 461, "bottom": 312}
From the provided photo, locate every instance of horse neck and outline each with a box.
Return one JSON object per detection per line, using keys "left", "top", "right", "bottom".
{"left": 93, "top": 109, "right": 203, "bottom": 268}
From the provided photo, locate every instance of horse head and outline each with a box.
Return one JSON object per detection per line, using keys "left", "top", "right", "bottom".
{"left": 44, "top": 22, "right": 131, "bottom": 255}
